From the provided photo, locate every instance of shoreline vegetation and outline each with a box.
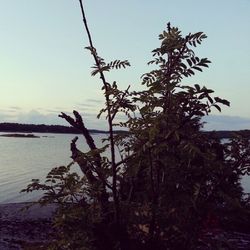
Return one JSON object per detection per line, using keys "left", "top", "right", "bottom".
{"left": 0, "top": 122, "right": 250, "bottom": 139}
{"left": 0, "top": 133, "right": 40, "bottom": 138}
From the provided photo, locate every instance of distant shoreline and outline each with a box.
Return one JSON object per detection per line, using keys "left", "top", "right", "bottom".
{"left": 0, "top": 133, "right": 40, "bottom": 138}
{"left": 0, "top": 122, "right": 250, "bottom": 139}
{"left": 0, "top": 122, "right": 127, "bottom": 135}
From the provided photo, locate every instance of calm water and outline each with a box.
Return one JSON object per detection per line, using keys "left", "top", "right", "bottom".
{"left": 0, "top": 133, "right": 249, "bottom": 204}
{"left": 0, "top": 132, "right": 107, "bottom": 203}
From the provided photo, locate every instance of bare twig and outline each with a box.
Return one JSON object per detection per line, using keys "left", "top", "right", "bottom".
{"left": 78, "top": 0, "right": 119, "bottom": 222}
{"left": 59, "top": 111, "right": 97, "bottom": 151}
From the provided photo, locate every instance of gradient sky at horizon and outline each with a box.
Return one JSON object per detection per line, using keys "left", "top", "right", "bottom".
{"left": 0, "top": 0, "right": 250, "bottom": 130}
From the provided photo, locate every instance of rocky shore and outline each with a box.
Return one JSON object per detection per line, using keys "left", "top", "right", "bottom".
{"left": 1, "top": 203, "right": 250, "bottom": 249}
{"left": 0, "top": 203, "right": 57, "bottom": 250}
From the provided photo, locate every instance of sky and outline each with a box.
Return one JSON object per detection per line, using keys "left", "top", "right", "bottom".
{"left": 0, "top": 0, "right": 250, "bottom": 130}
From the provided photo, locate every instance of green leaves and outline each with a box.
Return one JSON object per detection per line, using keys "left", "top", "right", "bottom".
{"left": 107, "top": 59, "right": 130, "bottom": 69}
{"left": 141, "top": 70, "right": 160, "bottom": 86}
{"left": 194, "top": 84, "right": 200, "bottom": 91}
{"left": 148, "top": 24, "right": 211, "bottom": 88}
{"left": 23, "top": 19, "right": 250, "bottom": 250}
{"left": 198, "top": 58, "right": 211, "bottom": 67}
{"left": 214, "top": 97, "right": 230, "bottom": 106}
{"left": 182, "top": 57, "right": 211, "bottom": 77}
{"left": 188, "top": 31, "right": 207, "bottom": 47}
{"left": 91, "top": 59, "right": 131, "bottom": 76}
{"left": 211, "top": 97, "right": 230, "bottom": 112}
{"left": 213, "top": 104, "right": 221, "bottom": 112}
{"left": 159, "top": 26, "right": 182, "bottom": 41}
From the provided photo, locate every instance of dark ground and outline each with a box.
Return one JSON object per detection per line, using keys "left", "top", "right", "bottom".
{"left": 0, "top": 203, "right": 250, "bottom": 249}
{"left": 0, "top": 203, "right": 56, "bottom": 250}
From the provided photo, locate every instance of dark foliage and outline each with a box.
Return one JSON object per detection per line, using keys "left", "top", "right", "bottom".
{"left": 22, "top": 2, "right": 250, "bottom": 250}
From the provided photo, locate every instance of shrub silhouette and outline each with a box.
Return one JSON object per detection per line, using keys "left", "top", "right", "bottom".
{"left": 23, "top": 2, "right": 250, "bottom": 249}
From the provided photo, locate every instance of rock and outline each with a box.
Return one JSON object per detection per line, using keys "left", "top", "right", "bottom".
{"left": 0, "top": 203, "right": 57, "bottom": 249}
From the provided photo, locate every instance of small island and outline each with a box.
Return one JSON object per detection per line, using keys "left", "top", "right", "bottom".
{"left": 0, "top": 133, "right": 40, "bottom": 138}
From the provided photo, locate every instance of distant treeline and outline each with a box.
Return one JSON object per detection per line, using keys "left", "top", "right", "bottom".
{"left": 0, "top": 122, "right": 109, "bottom": 134}
{"left": 203, "top": 130, "right": 250, "bottom": 139}
{"left": 0, "top": 123, "right": 250, "bottom": 138}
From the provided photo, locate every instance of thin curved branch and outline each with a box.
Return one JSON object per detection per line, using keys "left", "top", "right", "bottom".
{"left": 78, "top": 0, "right": 119, "bottom": 221}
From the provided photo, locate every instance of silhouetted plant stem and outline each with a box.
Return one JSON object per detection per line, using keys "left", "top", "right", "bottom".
{"left": 110, "top": 85, "right": 131, "bottom": 121}
{"left": 148, "top": 148, "right": 158, "bottom": 239}
{"left": 78, "top": 0, "right": 120, "bottom": 223}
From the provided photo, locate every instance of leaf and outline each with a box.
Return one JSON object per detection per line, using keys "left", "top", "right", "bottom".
{"left": 187, "top": 59, "right": 192, "bottom": 67}
{"left": 191, "top": 57, "right": 196, "bottom": 64}
{"left": 204, "top": 88, "right": 214, "bottom": 94}
{"left": 192, "top": 66, "right": 202, "bottom": 72}
{"left": 91, "top": 65, "right": 110, "bottom": 76}
{"left": 194, "top": 84, "right": 200, "bottom": 91}
{"left": 207, "top": 95, "right": 214, "bottom": 104}
{"left": 97, "top": 108, "right": 106, "bottom": 119}
{"left": 187, "top": 69, "right": 194, "bottom": 75}
{"left": 213, "top": 104, "right": 221, "bottom": 112}
{"left": 214, "top": 97, "right": 230, "bottom": 106}
{"left": 107, "top": 60, "right": 130, "bottom": 70}
{"left": 180, "top": 63, "right": 187, "bottom": 69}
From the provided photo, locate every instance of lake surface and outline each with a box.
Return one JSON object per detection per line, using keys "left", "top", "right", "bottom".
{"left": 0, "top": 133, "right": 250, "bottom": 203}
{"left": 0, "top": 132, "right": 107, "bottom": 203}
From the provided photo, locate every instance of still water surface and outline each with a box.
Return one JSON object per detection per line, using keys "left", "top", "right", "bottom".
{"left": 0, "top": 132, "right": 107, "bottom": 203}
{"left": 0, "top": 133, "right": 249, "bottom": 203}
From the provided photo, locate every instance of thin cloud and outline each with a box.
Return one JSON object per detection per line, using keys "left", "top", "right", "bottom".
{"left": 0, "top": 112, "right": 17, "bottom": 121}
{"left": 75, "top": 104, "right": 98, "bottom": 113}
{"left": 9, "top": 106, "right": 22, "bottom": 110}
{"left": 74, "top": 102, "right": 103, "bottom": 113}
{"left": 1, "top": 110, "right": 62, "bottom": 125}
{"left": 76, "top": 103, "right": 96, "bottom": 108}
{"left": 43, "top": 109, "right": 64, "bottom": 114}
{"left": 0, "top": 106, "right": 23, "bottom": 114}
{"left": 0, "top": 108, "right": 10, "bottom": 113}
{"left": 202, "top": 115, "right": 250, "bottom": 131}
{"left": 85, "top": 99, "right": 103, "bottom": 104}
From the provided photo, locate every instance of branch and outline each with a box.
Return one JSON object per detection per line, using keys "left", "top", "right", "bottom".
{"left": 78, "top": 0, "right": 119, "bottom": 222}
{"left": 59, "top": 110, "right": 97, "bottom": 151}
{"left": 70, "top": 136, "right": 98, "bottom": 184}
{"left": 110, "top": 85, "right": 131, "bottom": 121}
{"left": 70, "top": 136, "right": 112, "bottom": 190}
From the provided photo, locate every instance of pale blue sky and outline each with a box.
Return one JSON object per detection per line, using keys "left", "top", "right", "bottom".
{"left": 0, "top": 0, "right": 250, "bottom": 130}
